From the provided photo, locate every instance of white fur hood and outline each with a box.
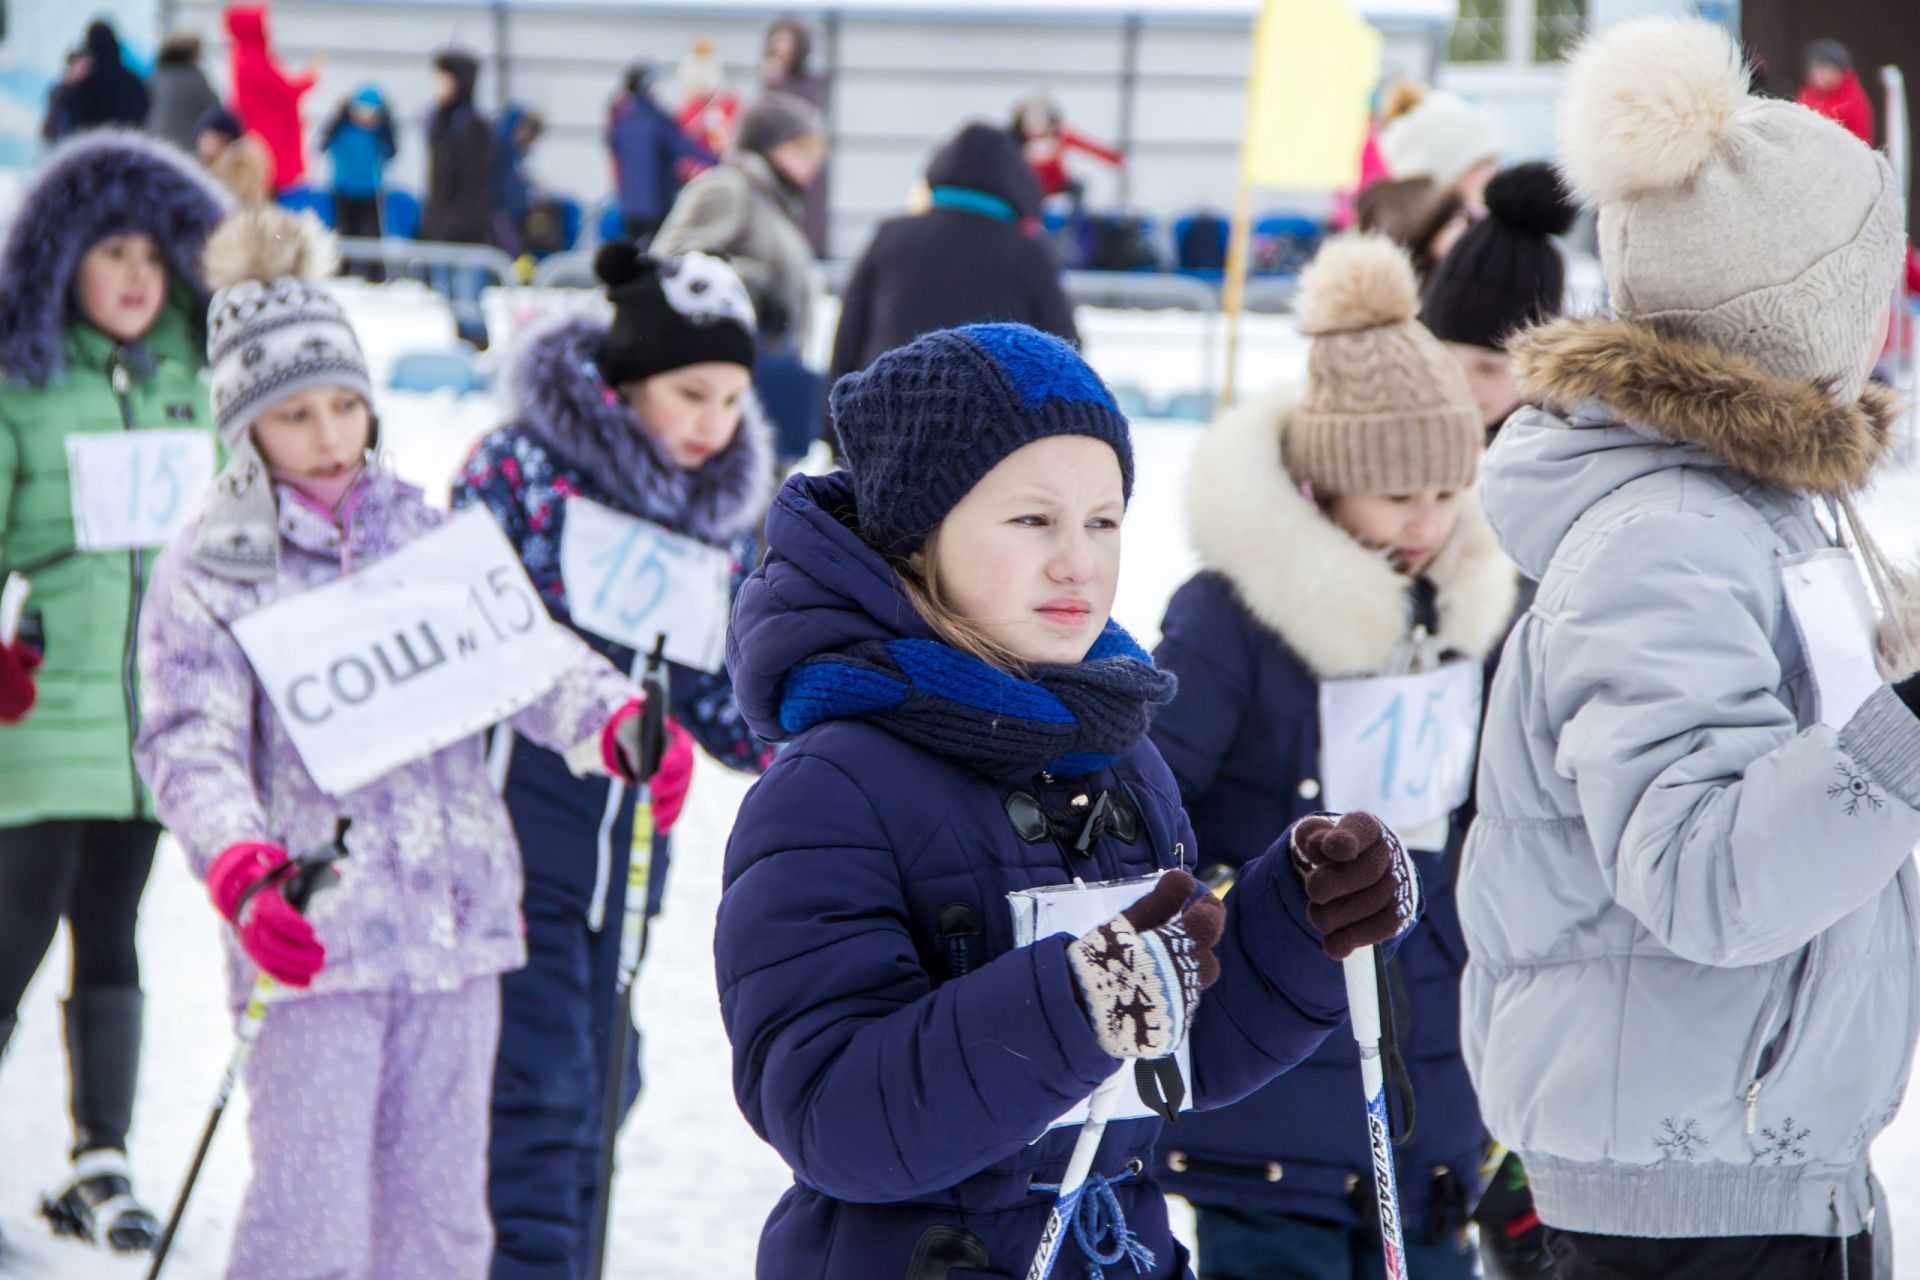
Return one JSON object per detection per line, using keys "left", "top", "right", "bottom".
{"left": 1182, "top": 386, "right": 1518, "bottom": 679}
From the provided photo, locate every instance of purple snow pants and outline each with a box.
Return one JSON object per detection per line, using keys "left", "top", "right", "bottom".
{"left": 227, "top": 976, "right": 501, "bottom": 1279}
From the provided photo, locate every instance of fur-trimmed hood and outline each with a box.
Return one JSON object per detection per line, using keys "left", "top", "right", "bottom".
{"left": 503, "top": 313, "right": 773, "bottom": 544}
{"left": 1184, "top": 386, "right": 1517, "bottom": 679}
{"left": 0, "top": 130, "right": 228, "bottom": 387}
{"left": 1513, "top": 315, "right": 1899, "bottom": 494}
{"left": 1485, "top": 314, "right": 1903, "bottom": 580}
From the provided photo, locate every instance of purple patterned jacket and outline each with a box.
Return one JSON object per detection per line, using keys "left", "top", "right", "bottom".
{"left": 135, "top": 468, "right": 635, "bottom": 1003}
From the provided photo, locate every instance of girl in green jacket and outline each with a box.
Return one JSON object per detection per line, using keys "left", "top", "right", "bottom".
{"left": 0, "top": 131, "right": 226, "bottom": 1256}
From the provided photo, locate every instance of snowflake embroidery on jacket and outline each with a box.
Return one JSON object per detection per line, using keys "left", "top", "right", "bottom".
{"left": 1828, "top": 761, "right": 1884, "bottom": 816}
{"left": 1753, "top": 1119, "right": 1810, "bottom": 1166}
{"left": 1653, "top": 1117, "right": 1707, "bottom": 1161}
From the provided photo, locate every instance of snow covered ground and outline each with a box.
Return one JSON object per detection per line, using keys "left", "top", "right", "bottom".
{"left": 6, "top": 301, "right": 1920, "bottom": 1277}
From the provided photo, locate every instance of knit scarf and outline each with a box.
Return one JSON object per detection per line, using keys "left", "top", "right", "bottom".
{"left": 778, "top": 622, "right": 1176, "bottom": 781}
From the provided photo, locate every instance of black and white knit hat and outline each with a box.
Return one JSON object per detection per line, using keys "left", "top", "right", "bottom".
{"left": 195, "top": 207, "right": 373, "bottom": 581}
{"left": 205, "top": 208, "right": 372, "bottom": 441}
{"left": 596, "top": 242, "right": 757, "bottom": 385}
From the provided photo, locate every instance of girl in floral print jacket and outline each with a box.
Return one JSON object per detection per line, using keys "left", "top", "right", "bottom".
{"left": 451, "top": 244, "right": 774, "bottom": 1278}
{"left": 134, "top": 209, "right": 646, "bottom": 1278}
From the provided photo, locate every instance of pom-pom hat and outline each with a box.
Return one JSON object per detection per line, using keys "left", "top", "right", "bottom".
{"left": 829, "top": 323, "right": 1134, "bottom": 558}
{"left": 1557, "top": 15, "right": 1902, "bottom": 403}
{"left": 195, "top": 207, "right": 372, "bottom": 582}
{"left": 1420, "top": 162, "right": 1577, "bottom": 351}
{"left": 1286, "top": 236, "right": 1483, "bottom": 496}
{"left": 594, "top": 241, "right": 757, "bottom": 386}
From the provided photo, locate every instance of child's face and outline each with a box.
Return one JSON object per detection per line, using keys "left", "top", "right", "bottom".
{"left": 350, "top": 104, "right": 380, "bottom": 127}
{"left": 624, "top": 362, "right": 750, "bottom": 470}
{"left": 1809, "top": 61, "right": 1845, "bottom": 91}
{"left": 1445, "top": 341, "right": 1519, "bottom": 432}
{"left": 931, "top": 436, "right": 1124, "bottom": 666}
{"left": 76, "top": 234, "right": 167, "bottom": 344}
{"left": 196, "top": 130, "right": 230, "bottom": 165}
{"left": 432, "top": 69, "right": 458, "bottom": 106}
{"left": 1326, "top": 490, "right": 1462, "bottom": 577}
{"left": 251, "top": 386, "right": 373, "bottom": 479}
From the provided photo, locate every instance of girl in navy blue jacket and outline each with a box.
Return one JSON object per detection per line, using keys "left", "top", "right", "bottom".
{"left": 454, "top": 246, "right": 776, "bottom": 1279}
{"left": 718, "top": 321, "right": 1422, "bottom": 1279}
{"left": 1151, "top": 237, "right": 1516, "bottom": 1279}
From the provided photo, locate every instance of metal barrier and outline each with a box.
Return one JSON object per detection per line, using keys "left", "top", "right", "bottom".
{"left": 336, "top": 237, "right": 521, "bottom": 340}
{"left": 530, "top": 250, "right": 599, "bottom": 290}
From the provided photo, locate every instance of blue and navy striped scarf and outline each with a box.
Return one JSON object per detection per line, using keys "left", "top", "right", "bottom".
{"left": 779, "top": 622, "right": 1176, "bottom": 781}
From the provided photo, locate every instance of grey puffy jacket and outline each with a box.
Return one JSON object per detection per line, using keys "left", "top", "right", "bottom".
{"left": 1462, "top": 315, "right": 1920, "bottom": 1241}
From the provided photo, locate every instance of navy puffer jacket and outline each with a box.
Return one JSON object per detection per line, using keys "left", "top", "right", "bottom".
{"left": 1149, "top": 388, "right": 1516, "bottom": 1234}
{"left": 718, "top": 471, "right": 1359, "bottom": 1279}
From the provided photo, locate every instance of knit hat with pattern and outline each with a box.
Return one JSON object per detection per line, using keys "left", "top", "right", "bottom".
{"left": 829, "top": 323, "right": 1133, "bottom": 557}
{"left": 195, "top": 207, "right": 372, "bottom": 581}
{"left": 1557, "top": 16, "right": 1902, "bottom": 404}
{"left": 1285, "top": 235, "right": 1482, "bottom": 495}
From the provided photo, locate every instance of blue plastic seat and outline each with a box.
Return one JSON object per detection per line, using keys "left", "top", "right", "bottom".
{"left": 389, "top": 349, "right": 487, "bottom": 396}
{"left": 383, "top": 190, "right": 422, "bottom": 241}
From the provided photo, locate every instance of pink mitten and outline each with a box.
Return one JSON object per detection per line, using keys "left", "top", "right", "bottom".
{"left": 206, "top": 842, "right": 327, "bottom": 988}
{"left": 651, "top": 720, "right": 695, "bottom": 836}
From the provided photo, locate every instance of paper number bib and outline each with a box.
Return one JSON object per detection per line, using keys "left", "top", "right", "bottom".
{"left": 232, "top": 508, "right": 581, "bottom": 796}
{"left": 559, "top": 496, "right": 731, "bottom": 674}
{"left": 1009, "top": 873, "right": 1194, "bottom": 1129}
{"left": 1317, "top": 660, "right": 1482, "bottom": 833}
{"left": 66, "top": 430, "right": 216, "bottom": 551}
{"left": 1781, "top": 549, "right": 1881, "bottom": 730}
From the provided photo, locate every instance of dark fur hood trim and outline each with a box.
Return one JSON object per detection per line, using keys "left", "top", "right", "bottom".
{"left": 503, "top": 313, "right": 773, "bottom": 544}
{"left": 0, "top": 130, "right": 228, "bottom": 387}
{"left": 1512, "top": 315, "right": 1900, "bottom": 495}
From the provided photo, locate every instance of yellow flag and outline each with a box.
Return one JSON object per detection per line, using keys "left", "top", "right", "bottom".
{"left": 1241, "top": 0, "right": 1384, "bottom": 190}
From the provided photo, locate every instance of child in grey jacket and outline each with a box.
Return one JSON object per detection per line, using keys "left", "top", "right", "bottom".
{"left": 1460, "top": 16, "right": 1919, "bottom": 1279}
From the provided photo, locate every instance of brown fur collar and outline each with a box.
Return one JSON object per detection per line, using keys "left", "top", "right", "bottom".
{"left": 1511, "top": 315, "right": 1901, "bottom": 495}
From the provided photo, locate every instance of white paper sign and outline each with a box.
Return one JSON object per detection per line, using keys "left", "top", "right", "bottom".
{"left": 559, "top": 496, "right": 731, "bottom": 674}
{"left": 1010, "top": 872, "right": 1194, "bottom": 1129}
{"left": 232, "top": 508, "right": 582, "bottom": 795}
{"left": 66, "top": 430, "right": 216, "bottom": 551}
{"left": 1782, "top": 549, "right": 1882, "bottom": 730}
{"left": 1318, "top": 660, "right": 1482, "bottom": 833}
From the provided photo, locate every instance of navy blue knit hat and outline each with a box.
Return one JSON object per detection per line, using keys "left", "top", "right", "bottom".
{"left": 829, "top": 323, "right": 1133, "bottom": 556}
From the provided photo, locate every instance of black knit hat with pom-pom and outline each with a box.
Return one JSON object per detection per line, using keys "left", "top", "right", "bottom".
{"left": 1419, "top": 161, "right": 1577, "bottom": 351}
{"left": 594, "top": 240, "right": 758, "bottom": 387}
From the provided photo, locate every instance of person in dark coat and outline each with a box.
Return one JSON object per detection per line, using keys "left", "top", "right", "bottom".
{"left": 607, "top": 62, "right": 715, "bottom": 244}
{"left": 825, "top": 122, "right": 1075, "bottom": 455}
{"left": 146, "top": 34, "right": 219, "bottom": 153}
{"left": 455, "top": 246, "right": 775, "bottom": 1280}
{"left": 1419, "top": 162, "right": 1576, "bottom": 440}
{"left": 718, "top": 320, "right": 1423, "bottom": 1279}
{"left": 59, "top": 23, "right": 150, "bottom": 136}
{"left": 1150, "top": 236, "right": 1516, "bottom": 1280}
{"left": 422, "top": 49, "right": 495, "bottom": 246}
{"left": 490, "top": 102, "right": 544, "bottom": 256}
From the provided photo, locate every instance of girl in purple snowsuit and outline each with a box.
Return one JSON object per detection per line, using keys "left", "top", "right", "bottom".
{"left": 133, "top": 207, "right": 646, "bottom": 1278}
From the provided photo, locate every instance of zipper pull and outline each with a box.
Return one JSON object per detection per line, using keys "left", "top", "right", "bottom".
{"left": 110, "top": 358, "right": 131, "bottom": 397}
{"left": 1745, "top": 1080, "right": 1761, "bottom": 1134}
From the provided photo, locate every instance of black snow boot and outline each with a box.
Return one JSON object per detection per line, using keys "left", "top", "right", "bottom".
{"left": 40, "top": 986, "right": 158, "bottom": 1253}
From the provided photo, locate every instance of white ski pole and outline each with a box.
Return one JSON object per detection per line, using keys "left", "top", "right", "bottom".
{"left": 0, "top": 572, "right": 29, "bottom": 646}
{"left": 1026, "top": 1067, "right": 1128, "bottom": 1280}
{"left": 1345, "top": 945, "right": 1409, "bottom": 1279}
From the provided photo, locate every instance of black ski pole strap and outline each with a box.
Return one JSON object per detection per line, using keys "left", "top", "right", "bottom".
{"left": 1378, "top": 956, "right": 1418, "bottom": 1147}
{"left": 1136, "top": 1055, "right": 1185, "bottom": 1124}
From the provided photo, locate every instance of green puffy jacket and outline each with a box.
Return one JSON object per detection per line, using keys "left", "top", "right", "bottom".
{"left": 0, "top": 299, "right": 212, "bottom": 827}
